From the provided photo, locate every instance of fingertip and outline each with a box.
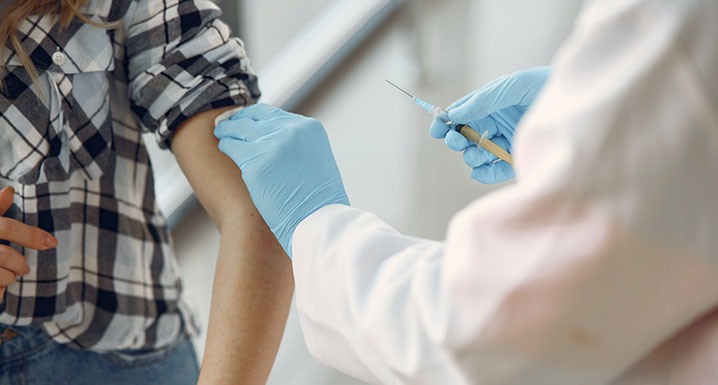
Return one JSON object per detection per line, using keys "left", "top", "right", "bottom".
{"left": 429, "top": 119, "right": 451, "bottom": 139}
{"left": 495, "top": 161, "right": 516, "bottom": 181}
{"left": 470, "top": 166, "right": 495, "bottom": 184}
{"left": 0, "top": 187, "right": 14, "bottom": 205}
{"left": 43, "top": 234, "right": 58, "bottom": 249}
{"left": 470, "top": 162, "right": 515, "bottom": 184}
{"left": 445, "top": 130, "right": 470, "bottom": 151}
{"left": 462, "top": 146, "right": 483, "bottom": 167}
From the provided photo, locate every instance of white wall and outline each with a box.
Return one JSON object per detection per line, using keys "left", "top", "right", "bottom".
{"left": 466, "top": 0, "right": 584, "bottom": 85}
{"left": 235, "top": 0, "right": 337, "bottom": 69}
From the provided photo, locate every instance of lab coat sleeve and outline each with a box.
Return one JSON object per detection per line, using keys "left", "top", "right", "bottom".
{"left": 293, "top": 205, "right": 455, "bottom": 384}
{"left": 292, "top": 0, "right": 718, "bottom": 383}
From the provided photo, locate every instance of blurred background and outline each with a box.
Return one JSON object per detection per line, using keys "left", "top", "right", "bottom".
{"left": 152, "top": 0, "right": 584, "bottom": 383}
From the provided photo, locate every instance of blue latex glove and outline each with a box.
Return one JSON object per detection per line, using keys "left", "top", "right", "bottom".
{"left": 430, "top": 66, "right": 551, "bottom": 184}
{"left": 214, "top": 104, "right": 350, "bottom": 258}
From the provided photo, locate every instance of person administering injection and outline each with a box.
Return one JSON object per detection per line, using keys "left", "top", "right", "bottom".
{"left": 214, "top": 0, "right": 718, "bottom": 381}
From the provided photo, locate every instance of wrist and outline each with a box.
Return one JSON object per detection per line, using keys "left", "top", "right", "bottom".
{"left": 278, "top": 198, "right": 350, "bottom": 258}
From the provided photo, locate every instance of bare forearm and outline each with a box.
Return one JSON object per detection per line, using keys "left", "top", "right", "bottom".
{"left": 172, "top": 108, "right": 293, "bottom": 384}
{"left": 202, "top": 215, "right": 293, "bottom": 384}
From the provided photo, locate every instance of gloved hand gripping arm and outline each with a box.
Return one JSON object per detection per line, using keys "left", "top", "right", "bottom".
{"left": 214, "top": 104, "right": 350, "bottom": 257}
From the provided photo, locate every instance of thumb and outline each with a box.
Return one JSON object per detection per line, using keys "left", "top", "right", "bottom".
{"left": 0, "top": 187, "right": 15, "bottom": 216}
{"left": 429, "top": 113, "right": 452, "bottom": 139}
{"left": 446, "top": 89, "right": 477, "bottom": 111}
{"left": 447, "top": 74, "right": 515, "bottom": 123}
{"left": 447, "top": 90, "right": 493, "bottom": 124}
{"left": 447, "top": 78, "right": 512, "bottom": 124}
{"left": 0, "top": 286, "right": 5, "bottom": 300}
{"left": 448, "top": 67, "right": 550, "bottom": 124}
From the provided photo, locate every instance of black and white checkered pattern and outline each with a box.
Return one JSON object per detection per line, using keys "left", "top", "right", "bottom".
{"left": 0, "top": 0, "right": 260, "bottom": 351}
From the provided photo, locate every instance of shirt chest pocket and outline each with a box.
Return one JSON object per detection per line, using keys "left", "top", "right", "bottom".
{"left": 0, "top": 24, "right": 116, "bottom": 184}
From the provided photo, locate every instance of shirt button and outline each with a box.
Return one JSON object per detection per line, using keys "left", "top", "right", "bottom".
{"left": 52, "top": 50, "right": 66, "bottom": 66}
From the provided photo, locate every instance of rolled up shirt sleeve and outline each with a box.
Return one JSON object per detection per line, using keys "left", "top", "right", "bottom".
{"left": 124, "top": 0, "right": 260, "bottom": 147}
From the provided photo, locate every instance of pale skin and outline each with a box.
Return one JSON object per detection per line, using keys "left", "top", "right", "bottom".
{"left": 172, "top": 107, "right": 294, "bottom": 385}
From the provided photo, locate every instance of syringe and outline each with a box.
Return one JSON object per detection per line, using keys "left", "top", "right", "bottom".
{"left": 385, "top": 80, "right": 513, "bottom": 166}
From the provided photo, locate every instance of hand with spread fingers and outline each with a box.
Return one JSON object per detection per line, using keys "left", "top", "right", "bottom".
{"left": 0, "top": 187, "right": 58, "bottom": 298}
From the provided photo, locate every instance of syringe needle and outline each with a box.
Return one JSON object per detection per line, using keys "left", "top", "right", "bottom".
{"left": 385, "top": 79, "right": 415, "bottom": 99}
{"left": 384, "top": 79, "right": 514, "bottom": 166}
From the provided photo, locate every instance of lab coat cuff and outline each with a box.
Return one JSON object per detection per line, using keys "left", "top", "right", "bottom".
{"left": 291, "top": 203, "right": 350, "bottom": 260}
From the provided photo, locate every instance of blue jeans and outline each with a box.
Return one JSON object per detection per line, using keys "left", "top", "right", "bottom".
{"left": 0, "top": 325, "right": 199, "bottom": 385}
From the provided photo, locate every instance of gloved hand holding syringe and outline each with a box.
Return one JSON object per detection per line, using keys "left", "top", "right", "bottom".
{"left": 385, "top": 80, "right": 513, "bottom": 166}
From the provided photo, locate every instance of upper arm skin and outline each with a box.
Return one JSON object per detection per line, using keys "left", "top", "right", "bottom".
{"left": 171, "top": 107, "right": 294, "bottom": 385}
{"left": 171, "top": 107, "right": 253, "bottom": 226}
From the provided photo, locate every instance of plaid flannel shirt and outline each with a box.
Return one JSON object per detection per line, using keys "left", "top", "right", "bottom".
{"left": 0, "top": 0, "right": 260, "bottom": 351}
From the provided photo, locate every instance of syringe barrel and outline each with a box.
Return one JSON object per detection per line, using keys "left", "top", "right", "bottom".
{"left": 456, "top": 125, "right": 514, "bottom": 166}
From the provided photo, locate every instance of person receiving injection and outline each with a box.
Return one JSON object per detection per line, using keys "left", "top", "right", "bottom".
{"left": 210, "top": 0, "right": 718, "bottom": 383}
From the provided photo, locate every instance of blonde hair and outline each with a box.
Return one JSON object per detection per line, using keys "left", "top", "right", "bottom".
{"left": 0, "top": 0, "right": 118, "bottom": 88}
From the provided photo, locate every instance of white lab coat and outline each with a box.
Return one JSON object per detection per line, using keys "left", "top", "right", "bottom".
{"left": 291, "top": 0, "right": 718, "bottom": 384}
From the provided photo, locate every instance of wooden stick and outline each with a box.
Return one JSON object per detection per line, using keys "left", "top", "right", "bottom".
{"left": 457, "top": 125, "right": 514, "bottom": 166}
